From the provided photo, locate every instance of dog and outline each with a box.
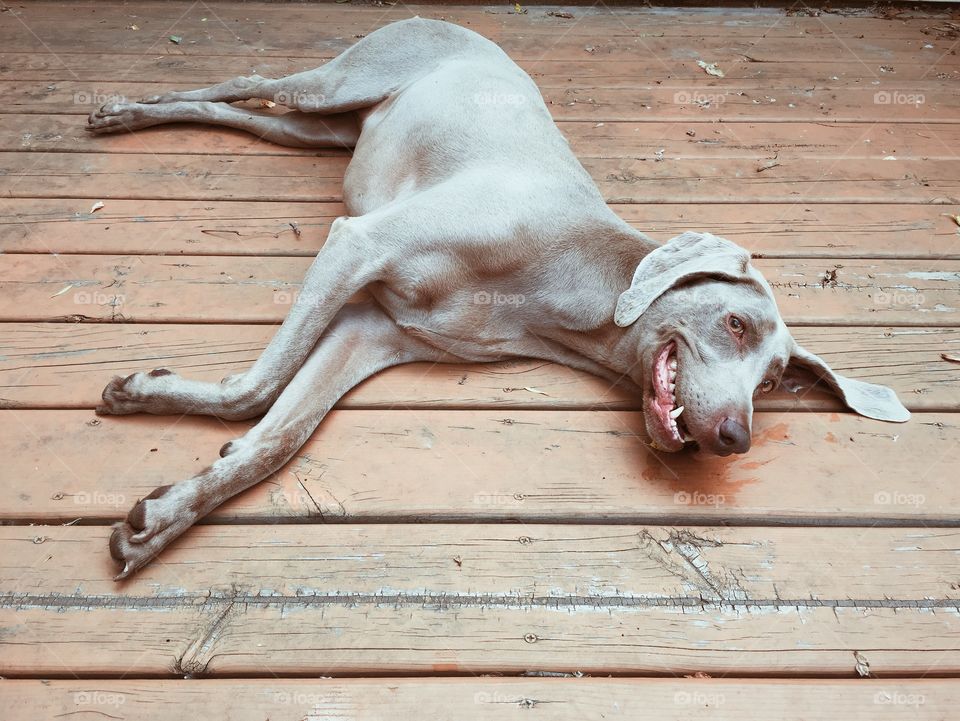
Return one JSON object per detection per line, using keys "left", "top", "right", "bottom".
{"left": 86, "top": 18, "right": 909, "bottom": 579}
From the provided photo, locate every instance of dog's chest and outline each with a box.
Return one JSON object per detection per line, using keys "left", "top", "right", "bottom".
{"left": 369, "top": 280, "right": 533, "bottom": 362}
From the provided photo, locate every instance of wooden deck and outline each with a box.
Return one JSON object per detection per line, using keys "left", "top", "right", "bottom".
{"left": 2, "top": 1, "right": 960, "bottom": 717}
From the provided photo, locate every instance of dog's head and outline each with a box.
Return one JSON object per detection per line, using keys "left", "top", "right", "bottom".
{"left": 615, "top": 231, "right": 909, "bottom": 456}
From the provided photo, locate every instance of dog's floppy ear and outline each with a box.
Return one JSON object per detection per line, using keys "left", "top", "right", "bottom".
{"left": 614, "top": 231, "right": 753, "bottom": 327}
{"left": 783, "top": 344, "right": 910, "bottom": 423}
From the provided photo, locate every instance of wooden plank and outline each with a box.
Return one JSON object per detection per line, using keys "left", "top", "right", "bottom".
{"left": 4, "top": 51, "right": 957, "bottom": 84}
{"left": 2, "top": 525, "right": 960, "bottom": 675}
{"left": 2, "top": 4, "right": 952, "bottom": 39}
{"left": 3, "top": 199, "right": 958, "bottom": 259}
{"left": 8, "top": 116, "right": 959, "bottom": 161}
{"left": 1, "top": 254, "right": 958, "bottom": 324}
{"left": 0, "top": 678, "right": 955, "bottom": 720}
{"left": 7, "top": 81, "right": 958, "bottom": 123}
{"left": 0, "top": 5, "right": 954, "bottom": 63}
{"left": 0, "top": 324, "right": 956, "bottom": 412}
{"left": 1, "top": 410, "right": 954, "bottom": 523}
{"left": 11, "top": 524, "right": 960, "bottom": 600}
{"left": 0, "top": 151, "right": 349, "bottom": 202}
{"left": 0, "top": 151, "right": 957, "bottom": 204}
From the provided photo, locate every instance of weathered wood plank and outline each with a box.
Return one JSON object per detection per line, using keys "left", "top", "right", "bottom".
{"left": 6, "top": 81, "right": 957, "bottom": 123}
{"left": 2, "top": 525, "right": 960, "bottom": 675}
{"left": 2, "top": 199, "right": 957, "bottom": 259}
{"left": 11, "top": 524, "right": 960, "bottom": 600}
{"left": 2, "top": 255, "right": 957, "bottom": 324}
{"left": 1, "top": 151, "right": 957, "bottom": 203}
{"left": 8, "top": 116, "right": 959, "bottom": 162}
{"left": 0, "top": 324, "right": 955, "bottom": 411}
{"left": 3, "top": 3, "right": 952, "bottom": 39}
{"left": 4, "top": 52, "right": 956, "bottom": 85}
{"left": 1, "top": 410, "right": 953, "bottom": 523}
{"left": 0, "top": 4, "right": 954, "bottom": 63}
{"left": 0, "top": 678, "right": 954, "bottom": 720}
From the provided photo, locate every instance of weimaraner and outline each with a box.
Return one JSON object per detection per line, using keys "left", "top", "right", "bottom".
{"left": 86, "top": 18, "right": 909, "bottom": 579}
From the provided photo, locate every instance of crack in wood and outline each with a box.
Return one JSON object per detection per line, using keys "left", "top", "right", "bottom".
{"left": 2, "top": 592, "right": 957, "bottom": 612}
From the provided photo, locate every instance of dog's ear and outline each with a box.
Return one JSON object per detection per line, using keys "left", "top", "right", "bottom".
{"left": 783, "top": 343, "right": 910, "bottom": 423}
{"left": 614, "top": 231, "right": 753, "bottom": 327}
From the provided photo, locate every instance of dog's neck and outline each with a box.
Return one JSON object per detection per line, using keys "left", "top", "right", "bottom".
{"left": 532, "top": 222, "right": 657, "bottom": 388}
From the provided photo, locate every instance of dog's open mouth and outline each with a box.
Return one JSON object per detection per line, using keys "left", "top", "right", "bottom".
{"left": 647, "top": 342, "right": 692, "bottom": 451}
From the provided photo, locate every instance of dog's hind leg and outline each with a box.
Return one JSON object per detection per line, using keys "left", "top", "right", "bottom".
{"left": 127, "top": 18, "right": 495, "bottom": 112}
{"left": 107, "top": 302, "right": 445, "bottom": 578}
{"left": 87, "top": 101, "right": 360, "bottom": 148}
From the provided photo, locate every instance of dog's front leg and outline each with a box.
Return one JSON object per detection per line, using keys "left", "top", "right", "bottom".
{"left": 97, "top": 216, "right": 382, "bottom": 421}
{"left": 108, "top": 303, "right": 441, "bottom": 579}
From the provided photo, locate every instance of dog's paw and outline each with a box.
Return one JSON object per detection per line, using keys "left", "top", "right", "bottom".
{"left": 96, "top": 369, "right": 176, "bottom": 415}
{"left": 86, "top": 102, "right": 154, "bottom": 134}
{"left": 109, "top": 484, "right": 196, "bottom": 580}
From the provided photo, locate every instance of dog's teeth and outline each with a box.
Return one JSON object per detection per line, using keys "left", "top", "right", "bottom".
{"left": 669, "top": 382, "right": 676, "bottom": 391}
{"left": 669, "top": 405, "right": 685, "bottom": 419}
{"left": 669, "top": 370, "right": 677, "bottom": 381}
{"left": 668, "top": 358, "right": 677, "bottom": 371}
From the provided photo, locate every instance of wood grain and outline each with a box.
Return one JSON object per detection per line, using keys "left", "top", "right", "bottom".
{"left": 2, "top": 525, "right": 960, "bottom": 675}
{"left": 1, "top": 679, "right": 955, "bottom": 721}
{"left": 3, "top": 199, "right": 958, "bottom": 259}
{"left": 4, "top": 51, "right": 957, "bottom": 84}
{"left": 2, "top": 151, "right": 958, "bottom": 203}
{"left": 2, "top": 410, "right": 954, "bottom": 523}
{"left": 2, "top": 254, "right": 958, "bottom": 324}
{"left": 7, "top": 116, "right": 959, "bottom": 161}
{"left": 5, "top": 81, "right": 957, "bottom": 123}
{"left": 0, "top": 324, "right": 956, "bottom": 411}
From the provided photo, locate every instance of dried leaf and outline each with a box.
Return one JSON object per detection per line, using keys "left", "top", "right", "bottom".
{"left": 288, "top": 221, "right": 302, "bottom": 239}
{"left": 523, "top": 386, "right": 549, "bottom": 396}
{"left": 128, "top": 24, "right": 139, "bottom": 30}
{"left": 50, "top": 284, "right": 74, "bottom": 298}
{"left": 942, "top": 353, "right": 960, "bottom": 364}
{"left": 942, "top": 213, "right": 960, "bottom": 228}
{"left": 696, "top": 60, "right": 725, "bottom": 78}
{"left": 169, "top": 35, "right": 182, "bottom": 44}
{"left": 258, "top": 99, "right": 276, "bottom": 108}
{"left": 548, "top": 11, "right": 573, "bottom": 18}
{"left": 89, "top": 201, "right": 104, "bottom": 213}
{"left": 513, "top": 3, "right": 527, "bottom": 14}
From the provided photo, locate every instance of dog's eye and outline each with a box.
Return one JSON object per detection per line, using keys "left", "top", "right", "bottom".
{"left": 727, "top": 315, "right": 746, "bottom": 336}
{"left": 760, "top": 379, "right": 775, "bottom": 393}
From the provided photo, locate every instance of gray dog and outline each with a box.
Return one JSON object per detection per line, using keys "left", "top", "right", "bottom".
{"left": 87, "top": 18, "right": 909, "bottom": 578}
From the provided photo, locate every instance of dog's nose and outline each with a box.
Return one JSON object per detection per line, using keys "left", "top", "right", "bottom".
{"left": 717, "top": 417, "right": 751, "bottom": 455}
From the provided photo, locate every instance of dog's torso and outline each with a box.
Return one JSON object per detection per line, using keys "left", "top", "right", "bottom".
{"left": 341, "top": 21, "right": 653, "bottom": 364}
